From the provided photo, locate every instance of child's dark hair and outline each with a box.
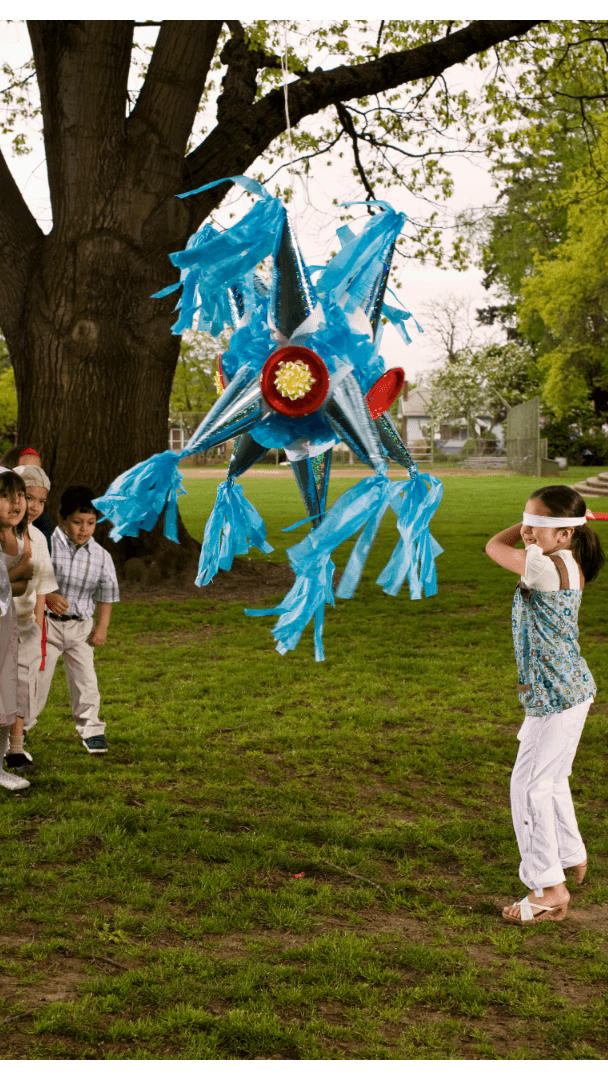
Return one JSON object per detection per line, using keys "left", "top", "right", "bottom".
{"left": 530, "top": 485, "right": 605, "bottom": 583}
{"left": 0, "top": 444, "right": 40, "bottom": 469}
{"left": 0, "top": 470, "right": 29, "bottom": 536}
{"left": 59, "top": 486, "right": 100, "bottom": 521}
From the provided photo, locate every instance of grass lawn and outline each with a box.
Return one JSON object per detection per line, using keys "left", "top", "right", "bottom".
{"left": 1, "top": 466, "right": 608, "bottom": 1060}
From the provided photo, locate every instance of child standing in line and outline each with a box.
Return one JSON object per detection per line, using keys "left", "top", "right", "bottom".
{"left": 35, "top": 486, "right": 120, "bottom": 754}
{"left": 486, "top": 485, "right": 604, "bottom": 925}
{"left": 0, "top": 446, "right": 53, "bottom": 551}
{"left": 0, "top": 467, "right": 35, "bottom": 792}
{"left": 2, "top": 464, "right": 62, "bottom": 775}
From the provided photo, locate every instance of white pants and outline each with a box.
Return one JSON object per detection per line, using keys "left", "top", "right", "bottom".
{"left": 18, "top": 622, "right": 43, "bottom": 726}
{"left": 511, "top": 698, "right": 592, "bottom": 890}
{"left": 35, "top": 617, "right": 105, "bottom": 739}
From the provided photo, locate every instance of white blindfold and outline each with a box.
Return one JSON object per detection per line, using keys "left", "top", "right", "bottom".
{"left": 522, "top": 512, "right": 586, "bottom": 528}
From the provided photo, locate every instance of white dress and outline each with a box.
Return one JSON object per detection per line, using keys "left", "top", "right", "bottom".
{"left": 0, "top": 550, "right": 16, "bottom": 727}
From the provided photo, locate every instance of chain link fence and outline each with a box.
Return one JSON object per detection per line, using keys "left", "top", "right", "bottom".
{"left": 505, "top": 397, "right": 555, "bottom": 476}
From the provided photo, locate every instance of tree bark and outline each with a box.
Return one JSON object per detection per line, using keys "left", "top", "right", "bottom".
{"left": 0, "top": 20, "right": 541, "bottom": 578}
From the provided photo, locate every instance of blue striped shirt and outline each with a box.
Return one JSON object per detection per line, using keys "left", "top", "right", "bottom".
{"left": 50, "top": 527, "right": 120, "bottom": 620}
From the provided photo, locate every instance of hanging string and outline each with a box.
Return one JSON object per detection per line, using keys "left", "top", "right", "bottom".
{"left": 280, "top": 22, "right": 296, "bottom": 186}
{"left": 278, "top": 21, "right": 317, "bottom": 229}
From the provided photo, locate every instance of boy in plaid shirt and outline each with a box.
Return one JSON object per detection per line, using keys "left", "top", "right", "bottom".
{"left": 35, "top": 486, "right": 120, "bottom": 754}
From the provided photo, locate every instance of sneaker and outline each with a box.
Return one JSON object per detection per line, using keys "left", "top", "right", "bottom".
{"left": 5, "top": 752, "right": 36, "bottom": 775}
{"left": 82, "top": 735, "right": 108, "bottom": 754}
{"left": 0, "top": 768, "right": 30, "bottom": 791}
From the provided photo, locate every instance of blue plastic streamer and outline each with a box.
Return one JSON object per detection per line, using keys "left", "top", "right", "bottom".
{"left": 219, "top": 309, "right": 273, "bottom": 384}
{"left": 316, "top": 209, "right": 406, "bottom": 312}
{"left": 382, "top": 301, "right": 424, "bottom": 347}
{"left": 335, "top": 477, "right": 406, "bottom": 599}
{"left": 246, "top": 471, "right": 396, "bottom": 660}
{"left": 281, "top": 513, "right": 323, "bottom": 533}
{"left": 177, "top": 175, "right": 273, "bottom": 202}
{"left": 196, "top": 479, "right": 273, "bottom": 586}
{"left": 92, "top": 450, "right": 185, "bottom": 543}
{"left": 247, "top": 467, "right": 444, "bottom": 660}
{"left": 377, "top": 473, "right": 444, "bottom": 599}
{"left": 386, "top": 286, "right": 423, "bottom": 333}
{"left": 336, "top": 224, "right": 356, "bottom": 248}
{"left": 153, "top": 178, "right": 285, "bottom": 338}
{"left": 152, "top": 223, "right": 239, "bottom": 336}
{"left": 246, "top": 555, "right": 335, "bottom": 663}
{"left": 170, "top": 197, "right": 284, "bottom": 285}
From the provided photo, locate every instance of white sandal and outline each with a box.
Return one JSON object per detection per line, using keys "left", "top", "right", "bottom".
{"left": 502, "top": 889, "right": 569, "bottom": 925}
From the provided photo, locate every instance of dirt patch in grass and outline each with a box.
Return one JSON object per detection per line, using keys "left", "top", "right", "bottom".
{"left": 1, "top": 954, "right": 88, "bottom": 1014}
{"left": 120, "top": 557, "right": 295, "bottom": 605}
{"left": 72, "top": 835, "right": 104, "bottom": 861}
{"left": 463, "top": 1013, "right": 549, "bottom": 1059}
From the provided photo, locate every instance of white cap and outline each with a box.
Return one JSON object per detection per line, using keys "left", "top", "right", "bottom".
{"left": 13, "top": 464, "right": 51, "bottom": 491}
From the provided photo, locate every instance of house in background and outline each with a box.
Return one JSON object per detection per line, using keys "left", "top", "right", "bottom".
{"left": 397, "top": 384, "right": 432, "bottom": 449}
{"left": 397, "top": 382, "right": 504, "bottom": 455}
{"left": 168, "top": 424, "right": 230, "bottom": 459}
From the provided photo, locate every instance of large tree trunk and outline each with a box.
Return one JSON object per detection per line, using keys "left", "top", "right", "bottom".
{"left": 1, "top": 20, "right": 222, "bottom": 578}
{"left": 7, "top": 227, "right": 198, "bottom": 575}
{"left": 0, "top": 20, "right": 540, "bottom": 580}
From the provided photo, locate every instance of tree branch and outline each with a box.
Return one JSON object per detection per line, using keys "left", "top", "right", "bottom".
{"left": 553, "top": 90, "right": 608, "bottom": 102}
{"left": 335, "top": 102, "right": 376, "bottom": 209}
{"left": 129, "top": 20, "right": 223, "bottom": 172}
{"left": 0, "top": 145, "right": 44, "bottom": 339}
{"left": 182, "top": 20, "right": 542, "bottom": 223}
{"left": 215, "top": 26, "right": 287, "bottom": 128}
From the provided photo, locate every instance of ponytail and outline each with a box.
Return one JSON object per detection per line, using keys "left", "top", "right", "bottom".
{"left": 530, "top": 484, "right": 605, "bottom": 583}
{"left": 571, "top": 524, "right": 605, "bottom": 583}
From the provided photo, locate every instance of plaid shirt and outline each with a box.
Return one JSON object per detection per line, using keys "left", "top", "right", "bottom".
{"left": 50, "top": 527, "right": 120, "bottom": 620}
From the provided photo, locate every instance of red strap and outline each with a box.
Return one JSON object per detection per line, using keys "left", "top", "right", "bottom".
{"left": 39, "top": 617, "right": 47, "bottom": 671}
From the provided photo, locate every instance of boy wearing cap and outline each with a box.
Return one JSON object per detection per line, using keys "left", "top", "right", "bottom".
{"left": 35, "top": 485, "right": 120, "bottom": 755}
{"left": 4, "top": 463, "right": 60, "bottom": 773}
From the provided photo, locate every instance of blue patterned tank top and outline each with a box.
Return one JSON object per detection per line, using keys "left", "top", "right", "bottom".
{"left": 512, "top": 574, "right": 596, "bottom": 716}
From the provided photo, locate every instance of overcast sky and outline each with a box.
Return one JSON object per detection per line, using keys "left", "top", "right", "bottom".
{"left": 0, "top": 18, "right": 505, "bottom": 382}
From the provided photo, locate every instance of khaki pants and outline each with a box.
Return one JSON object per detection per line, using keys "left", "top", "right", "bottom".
{"left": 19, "top": 622, "right": 43, "bottom": 729}
{"left": 35, "top": 617, "right": 105, "bottom": 739}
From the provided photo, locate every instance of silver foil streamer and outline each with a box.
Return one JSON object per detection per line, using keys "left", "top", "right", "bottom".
{"left": 326, "top": 372, "right": 386, "bottom": 469}
{"left": 290, "top": 447, "right": 333, "bottom": 528}
{"left": 227, "top": 434, "right": 268, "bottom": 479}
{"left": 374, "top": 412, "right": 415, "bottom": 472}
{"left": 270, "top": 215, "right": 316, "bottom": 340}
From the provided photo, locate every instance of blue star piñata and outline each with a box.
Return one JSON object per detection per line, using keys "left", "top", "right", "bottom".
{"left": 94, "top": 176, "right": 443, "bottom": 660}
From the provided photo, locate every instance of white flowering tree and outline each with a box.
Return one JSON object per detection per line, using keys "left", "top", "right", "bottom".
{"left": 428, "top": 342, "right": 539, "bottom": 450}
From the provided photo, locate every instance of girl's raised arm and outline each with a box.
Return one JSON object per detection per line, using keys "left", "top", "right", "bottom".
{"left": 486, "top": 523, "right": 527, "bottom": 575}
